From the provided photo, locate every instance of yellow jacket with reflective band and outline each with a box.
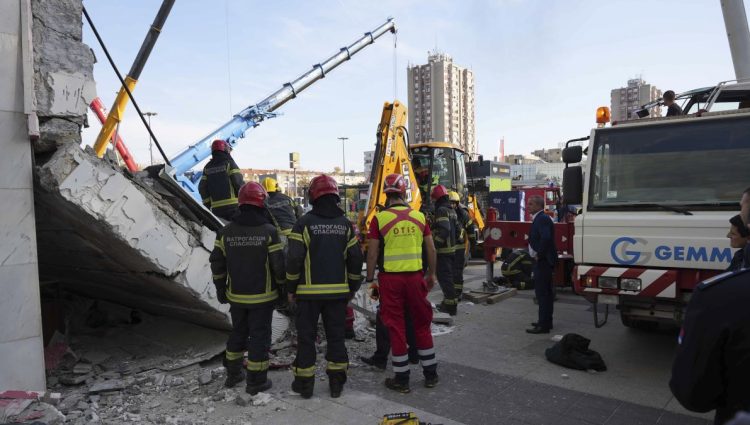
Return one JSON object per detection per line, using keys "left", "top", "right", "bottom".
{"left": 286, "top": 211, "right": 364, "bottom": 299}
{"left": 375, "top": 205, "right": 426, "bottom": 273}
{"left": 209, "top": 211, "right": 286, "bottom": 306}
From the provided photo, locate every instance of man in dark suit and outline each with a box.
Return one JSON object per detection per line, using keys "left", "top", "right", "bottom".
{"left": 526, "top": 195, "right": 557, "bottom": 334}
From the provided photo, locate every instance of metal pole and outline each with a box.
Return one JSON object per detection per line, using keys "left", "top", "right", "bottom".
{"left": 338, "top": 137, "right": 348, "bottom": 212}
{"left": 145, "top": 112, "right": 157, "bottom": 165}
{"left": 721, "top": 0, "right": 750, "bottom": 81}
{"left": 293, "top": 168, "right": 297, "bottom": 199}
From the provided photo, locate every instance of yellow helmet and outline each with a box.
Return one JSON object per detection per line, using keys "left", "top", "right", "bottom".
{"left": 448, "top": 191, "right": 460, "bottom": 202}
{"left": 262, "top": 177, "right": 278, "bottom": 193}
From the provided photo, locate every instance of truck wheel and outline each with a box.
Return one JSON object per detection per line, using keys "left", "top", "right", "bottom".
{"left": 620, "top": 313, "right": 658, "bottom": 331}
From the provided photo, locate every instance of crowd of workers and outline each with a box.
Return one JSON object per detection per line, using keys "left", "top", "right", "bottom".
{"left": 201, "top": 139, "right": 479, "bottom": 398}
{"left": 199, "top": 139, "right": 750, "bottom": 423}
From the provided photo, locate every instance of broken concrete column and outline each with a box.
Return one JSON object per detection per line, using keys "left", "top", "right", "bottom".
{"left": 31, "top": 0, "right": 96, "bottom": 154}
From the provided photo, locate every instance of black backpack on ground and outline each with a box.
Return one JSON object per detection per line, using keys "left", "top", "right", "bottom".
{"left": 545, "top": 333, "right": 607, "bottom": 372}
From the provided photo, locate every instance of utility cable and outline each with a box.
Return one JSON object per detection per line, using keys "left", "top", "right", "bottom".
{"left": 82, "top": 5, "right": 172, "bottom": 166}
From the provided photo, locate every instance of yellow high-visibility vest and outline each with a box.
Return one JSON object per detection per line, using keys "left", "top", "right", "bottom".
{"left": 375, "top": 206, "right": 426, "bottom": 272}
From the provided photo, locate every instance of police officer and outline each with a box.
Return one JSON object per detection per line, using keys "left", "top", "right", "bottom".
{"left": 262, "top": 177, "right": 303, "bottom": 242}
{"left": 199, "top": 139, "right": 245, "bottom": 222}
{"left": 366, "top": 173, "right": 439, "bottom": 393}
{"left": 431, "top": 185, "right": 458, "bottom": 315}
{"left": 286, "top": 175, "right": 363, "bottom": 399}
{"left": 449, "top": 191, "right": 477, "bottom": 300}
{"left": 209, "top": 181, "right": 286, "bottom": 395}
{"left": 670, "top": 268, "right": 750, "bottom": 424}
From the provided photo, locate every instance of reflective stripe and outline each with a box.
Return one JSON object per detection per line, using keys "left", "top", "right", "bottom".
{"left": 346, "top": 237, "right": 359, "bottom": 249}
{"left": 268, "top": 243, "right": 283, "bottom": 253}
{"left": 442, "top": 298, "right": 457, "bottom": 305}
{"left": 420, "top": 358, "right": 437, "bottom": 367}
{"left": 293, "top": 365, "right": 315, "bottom": 377}
{"left": 280, "top": 228, "right": 292, "bottom": 236}
{"left": 211, "top": 197, "right": 238, "bottom": 208}
{"left": 286, "top": 272, "right": 300, "bottom": 281}
{"left": 247, "top": 360, "right": 269, "bottom": 372}
{"left": 296, "top": 283, "right": 349, "bottom": 295}
{"left": 437, "top": 248, "right": 454, "bottom": 254}
{"left": 392, "top": 354, "right": 409, "bottom": 363}
{"left": 326, "top": 362, "right": 348, "bottom": 371}
{"left": 435, "top": 217, "right": 449, "bottom": 222}
{"left": 383, "top": 253, "right": 422, "bottom": 262}
{"left": 393, "top": 364, "right": 410, "bottom": 372}
{"left": 226, "top": 289, "right": 278, "bottom": 304}
{"left": 229, "top": 168, "right": 242, "bottom": 175}
{"left": 417, "top": 348, "right": 435, "bottom": 356}
{"left": 347, "top": 273, "right": 361, "bottom": 281}
{"left": 288, "top": 232, "right": 304, "bottom": 242}
{"left": 225, "top": 351, "right": 244, "bottom": 361}
{"left": 215, "top": 238, "right": 226, "bottom": 255}
{"left": 201, "top": 175, "right": 207, "bottom": 181}
{"left": 212, "top": 273, "right": 226, "bottom": 281}
{"left": 202, "top": 198, "right": 211, "bottom": 206}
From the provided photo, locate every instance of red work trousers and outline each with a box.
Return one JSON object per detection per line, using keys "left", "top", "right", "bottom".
{"left": 378, "top": 271, "right": 434, "bottom": 358}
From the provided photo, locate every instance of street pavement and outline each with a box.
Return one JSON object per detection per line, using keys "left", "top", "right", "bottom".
{"left": 253, "top": 262, "right": 713, "bottom": 425}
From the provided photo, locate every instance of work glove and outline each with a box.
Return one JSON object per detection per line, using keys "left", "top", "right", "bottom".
{"left": 216, "top": 286, "right": 228, "bottom": 304}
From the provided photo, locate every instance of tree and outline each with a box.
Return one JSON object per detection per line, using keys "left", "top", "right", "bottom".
{"left": 333, "top": 166, "right": 342, "bottom": 174}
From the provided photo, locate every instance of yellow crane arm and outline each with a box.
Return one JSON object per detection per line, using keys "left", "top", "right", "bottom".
{"left": 359, "top": 101, "right": 422, "bottom": 235}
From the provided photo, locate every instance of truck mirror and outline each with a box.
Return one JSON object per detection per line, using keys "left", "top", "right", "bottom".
{"left": 562, "top": 146, "right": 582, "bottom": 164}
{"left": 563, "top": 166, "right": 583, "bottom": 204}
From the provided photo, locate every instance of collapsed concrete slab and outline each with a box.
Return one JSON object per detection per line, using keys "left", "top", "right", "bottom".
{"left": 34, "top": 142, "right": 229, "bottom": 329}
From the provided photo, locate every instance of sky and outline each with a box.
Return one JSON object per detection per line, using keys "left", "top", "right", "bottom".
{"left": 81, "top": 0, "right": 742, "bottom": 173}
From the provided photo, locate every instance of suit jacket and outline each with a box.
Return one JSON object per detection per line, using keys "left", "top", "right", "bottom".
{"left": 529, "top": 212, "right": 557, "bottom": 266}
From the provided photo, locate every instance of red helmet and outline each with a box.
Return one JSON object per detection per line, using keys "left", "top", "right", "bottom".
{"left": 238, "top": 181, "right": 267, "bottom": 207}
{"left": 383, "top": 173, "right": 406, "bottom": 195}
{"left": 211, "top": 139, "right": 231, "bottom": 152}
{"left": 309, "top": 174, "right": 339, "bottom": 202}
{"left": 431, "top": 184, "right": 449, "bottom": 201}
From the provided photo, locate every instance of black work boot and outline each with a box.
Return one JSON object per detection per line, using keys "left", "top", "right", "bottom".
{"left": 360, "top": 355, "right": 387, "bottom": 370}
{"left": 223, "top": 358, "right": 245, "bottom": 388}
{"left": 246, "top": 370, "right": 272, "bottom": 395}
{"left": 424, "top": 371, "right": 439, "bottom": 388}
{"left": 384, "top": 373, "right": 410, "bottom": 394}
{"left": 327, "top": 371, "right": 347, "bottom": 398}
{"left": 291, "top": 376, "right": 314, "bottom": 399}
{"left": 436, "top": 301, "right": 457, "bottom": 316}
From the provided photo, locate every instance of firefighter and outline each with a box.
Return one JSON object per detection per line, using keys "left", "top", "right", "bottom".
{"left": 286, "top": 175, "right": 363, "bottom": 399}
{"left": 670, "top": 268, "right": 750, "bottom": 424}
{"left": 262, "top": 177, "right": 303, "bottom": 242}
{"left": 431, "top": 185, "right": 458, "bottom": 315}
{"left": 366, "top": 173, "right": 439, "bottom": 393}
{"left": 199, "top": 139, "right": 245, "bottom": 222}
{"left": 449, "top": 191, "right": 476, "bottom": 300}
{"left": 209, "top": 181, "right": 286, "bottom": 395}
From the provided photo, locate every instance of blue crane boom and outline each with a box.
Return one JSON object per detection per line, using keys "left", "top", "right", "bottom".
{"left": 166, "top": 18, "right": 396, "bottom": 200}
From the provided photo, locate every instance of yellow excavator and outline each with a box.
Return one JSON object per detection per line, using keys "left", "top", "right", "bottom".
{"left": 359, "top": 100, "right": 484, "bottom": 247}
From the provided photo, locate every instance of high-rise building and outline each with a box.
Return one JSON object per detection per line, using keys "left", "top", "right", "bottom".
{"left": 610, "top": 78, "right": 662, "bottom": 121}
{"left": 407, "top": 51, "right": 476, "bottom": 158}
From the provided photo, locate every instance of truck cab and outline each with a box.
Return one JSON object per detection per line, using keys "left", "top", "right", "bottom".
{"left": 563, "top": 83, "right": 750, "bottom": 328}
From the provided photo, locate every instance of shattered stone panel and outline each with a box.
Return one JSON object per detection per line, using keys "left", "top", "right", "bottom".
{"left": 35, "top": 143, "right": 228, "bottom": 329}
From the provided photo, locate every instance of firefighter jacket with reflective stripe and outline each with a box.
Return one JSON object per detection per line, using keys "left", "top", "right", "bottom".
{"left": 374, "top": 206, "right": 426, "bottom": 273}
{"left": 198, "top": 152, "right": 244, "bottom": 214}
{"left": 209, "top": 216, "right": 285, "bottom": 307}
{"left": 286, "top": 212, "right": 363, "bottom": 300}
{"left": 432, "top": 200, "right": 457, "bottom": 255}
{"left": 265, "top": 192, "right": 299, "bottom": 234}
{"left": 454, "top": 205, "right": 476, "bottom": 251}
